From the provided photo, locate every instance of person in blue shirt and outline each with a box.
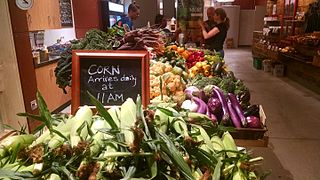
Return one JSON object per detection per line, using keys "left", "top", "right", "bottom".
{"left": 114, "top": 3, "right": 140, "bottom": 31}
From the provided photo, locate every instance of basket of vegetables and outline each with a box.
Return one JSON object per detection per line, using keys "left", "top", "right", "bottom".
{"left": 183, "top": 74, "right": 268, "bottom": 140}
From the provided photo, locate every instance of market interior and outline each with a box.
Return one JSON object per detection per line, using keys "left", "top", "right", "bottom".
{"left": 1, "top": 0, "right": 320, "bottom": 179}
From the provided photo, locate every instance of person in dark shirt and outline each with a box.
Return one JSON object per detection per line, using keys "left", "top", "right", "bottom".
{"left": 154, "top": 14, "right": 171, "bottom": 34}
{"left": 199, "top": 8, "right": 229, "bottom": 58}
{"left": 114, "top": 3, "right": 140, "bottom": 31}
{"left": 154, "top": 14, "right": 167, "bottom": 29}
{"left": 204, "top": 7, "right": 216, "bottom": 32}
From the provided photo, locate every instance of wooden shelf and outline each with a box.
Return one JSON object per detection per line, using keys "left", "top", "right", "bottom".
{"left": 235, "top": 136, "right": 269, "bottom": 147}
{"left": 284, "top": 19, "right": 304, "bottom": 22}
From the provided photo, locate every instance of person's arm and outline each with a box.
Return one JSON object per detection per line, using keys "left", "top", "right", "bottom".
{"left": 202, "top": 27, "right": 220, "bottom": 39}
{"left": 199, "top": 21, "right": 220, "bottom": 39}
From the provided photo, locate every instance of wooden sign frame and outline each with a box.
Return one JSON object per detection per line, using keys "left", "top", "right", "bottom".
{"left": 71, "top": 50, "right": 150, "bottom": 114}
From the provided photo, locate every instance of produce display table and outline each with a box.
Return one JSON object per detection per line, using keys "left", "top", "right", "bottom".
{"left": 0, "top": 27, "right": 270, "bottom": 179}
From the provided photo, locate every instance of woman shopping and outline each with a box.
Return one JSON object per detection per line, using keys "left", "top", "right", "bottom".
{"left": 199, "top": 8, "right": 229, "bottom": 58}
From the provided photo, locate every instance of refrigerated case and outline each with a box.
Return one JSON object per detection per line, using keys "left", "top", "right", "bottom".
{"left": 101, "top": 0, "right": 125, "bottom": 31}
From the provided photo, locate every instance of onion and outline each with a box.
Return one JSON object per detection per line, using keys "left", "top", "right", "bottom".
{"left": 184, "top": 86, "right": 200, "bottom": 99}
{"left": 246, "top": 116, "right": 262, "bottom": 128}
{"left": 181, "top": 100, "right": 198, "bottom": 112}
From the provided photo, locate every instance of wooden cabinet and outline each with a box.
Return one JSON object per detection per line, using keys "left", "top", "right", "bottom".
{"left": 27, "top": 0, "right": 61, "bottom": 31}
{"left": 35, "top": 62, "right": 71, "bottom": 112}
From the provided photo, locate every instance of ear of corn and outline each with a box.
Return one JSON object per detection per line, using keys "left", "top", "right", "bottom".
{"left": 157, "top": 130, "right": 194, "bottom": 180}
{"left": 70, "top": 106, "right": 93, "bottom": 147}
{"left": 120, "top": 98, "right": 137, "bottom": 146}
{"left": 190, "top": 124, "right": 215, "bottom": 154}
{"left": 48, "top": 173, "right": 61, "bottom": 180}
{"left": 212, "top": 159, "right": 222, "bottom": 180}
{"left": 210, "top": 136, "right": 225, "bottom": 152}
{"left": 154, "top": 109, "right": 170, "bottom": 133}
{"left": 222, "top": 132, "right": 237, "bottom": 158}
{"left": 232, "top": 169, "right": 246, "bottom": 180}
{"left": 0, "top": 134, "right": 36, "bottom": 158}
{"left": 90, "top": 119, "right": 109, "bottom": 156}
{"left": 0, "top": 91, "right": 264, "bottom": 179}
{"left": 170, "top": 117, "right": 190, "bottom": 138}
{"left": 107, "top": 107, "right": 121, "bottom": 128}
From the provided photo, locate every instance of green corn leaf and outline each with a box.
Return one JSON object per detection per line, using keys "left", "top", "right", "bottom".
{"left": 76, "top": 121, "right": 86, "bottom": 137}
{"left": 0, "top": 170, "right": 34, "bottom": 179}
{"left": 213, "top": 159, "right": 222, "bottom": 180}
{"left": 162, "top": 173, "right": 177, "bottom": 180}
{"left": 157, "top": 107, "right": 173, "bottom": 117}
{"left": 16, "top": 113, "right": 43, "bottom": 122}
{"left": 31, "top": 124, "right": 46, "bottom": 134}
{"left": 86, "top": 121, "right": 94, "bottom": 137}
{"left": 61, "top": 166, "right": 75, "bottom": 180}
{"left": 36, "top": 91, "right": 53, "bottom": 132}
{"left": 88, "top": 91, "right": 118, "bottom": 130}
{"left": 121, "top": 166, "right": 136, "bottom": 180}
{"left": 188, "top": 147, "right": 217, "bottom": 168}
{"left": 149, "top": 158, "right": 157, "bottom": 179}
{"left": 157, "top": 130, "right": 194, "bottom": 180}
{"left": 52, "top": 129, "right": 68, "bottom": 142}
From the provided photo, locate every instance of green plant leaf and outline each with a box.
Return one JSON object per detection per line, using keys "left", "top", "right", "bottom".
{"left": 61, "top": 166, "right": 75, "bottom": 180}
{"left": 16, "top": 113, "right": 43, "bottom": 122}
{"left": 157, "top": 107, "right": 173, "bottom": 117}
{"left": 36, "top": 91, "right": 53, "bottom": 132}
{"left": 87, "top": 91, "right": 118, "bottom": 130}
{"left": 31, "top": 124, "right": 46, "bottom": 134}
{"left": 157, "top": 130, "right": 194, "bottom": 180}
{"left": 213, "top": 159, "right": 222, "bottom": 180}
{"left": 52, "top": 129, "right": 69, "bottom": 142}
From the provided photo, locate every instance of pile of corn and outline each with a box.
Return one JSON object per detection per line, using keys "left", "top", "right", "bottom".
{"left": 0, "top": 92, "right": 263, "bottom": 179}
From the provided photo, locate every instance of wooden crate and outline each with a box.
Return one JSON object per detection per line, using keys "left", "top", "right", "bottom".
{"left": 235, "top": 136, "right": 269, "bottom": 147}
{"left": 312, "top": 55, "right": 320, "bottom": 67}
{"left": 231, "top": 106, "right": 268, "bottom": 141}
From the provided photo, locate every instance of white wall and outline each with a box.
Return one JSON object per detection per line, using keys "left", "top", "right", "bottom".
{"left": 134, "top": 0, "right": 158, "bottom": 28}
{"left": 221, "top": 5, "right": 240, "bottom": 48}
{"left": 0, "top": 0, "right": 27, "bottom": 132}
{"left": 254, "top": 5, "right": 266, "bottom": 31}
{"left": 44, "top": 27, "right": 76, "bottom": 46}
{"left": 44, "top": 0, "right": 77, "bottom": 47}
{"left": 238, "top": 10, "right": 255, "bottom": 46}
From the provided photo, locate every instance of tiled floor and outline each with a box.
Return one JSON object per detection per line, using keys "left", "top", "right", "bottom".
{"left": 224, "top": 48, "right": 320, "bottom": 180}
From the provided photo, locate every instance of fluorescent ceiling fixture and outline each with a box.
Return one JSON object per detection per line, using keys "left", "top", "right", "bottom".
{"left": 216, "top": 0, "right": 235, "bottom": 2}
{"left": 108, "top": 2, "right": 124, "bottom": 13}
{"left": 160, "top": 2, "right": 163, "bottom": 9}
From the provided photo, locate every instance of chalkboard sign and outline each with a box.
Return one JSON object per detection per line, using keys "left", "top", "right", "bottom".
{"left": 72, "top": 51, "right": 150, "bottom": 114}
{"left": 60, "top": 0, "right": 73, "bottom": 27}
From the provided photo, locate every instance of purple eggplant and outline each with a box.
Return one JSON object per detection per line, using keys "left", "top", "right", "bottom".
{"left": 192, "top": 96, "right": 207, "bottom": 114}
{"left": 228, "top": 93, "right": 247, "bottom": 127}
{"left": 227, "top": 101, "right": 241, "bottom": 128}
{"left": 212, "top": 86, "right": 229, "bottom": 124}
{"left": 246, "top": 116, "right": 262, "bottom": 128}
{"left": 206, "top": 106, "right": 217, "bottom": 123}
{"left": 207, "top": 97, "right": 222, "bottom": 115}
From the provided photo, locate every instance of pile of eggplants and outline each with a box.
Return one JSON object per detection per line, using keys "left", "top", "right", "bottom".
{"left": 181, "top": 86, "right": 263, "bottom": 129}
